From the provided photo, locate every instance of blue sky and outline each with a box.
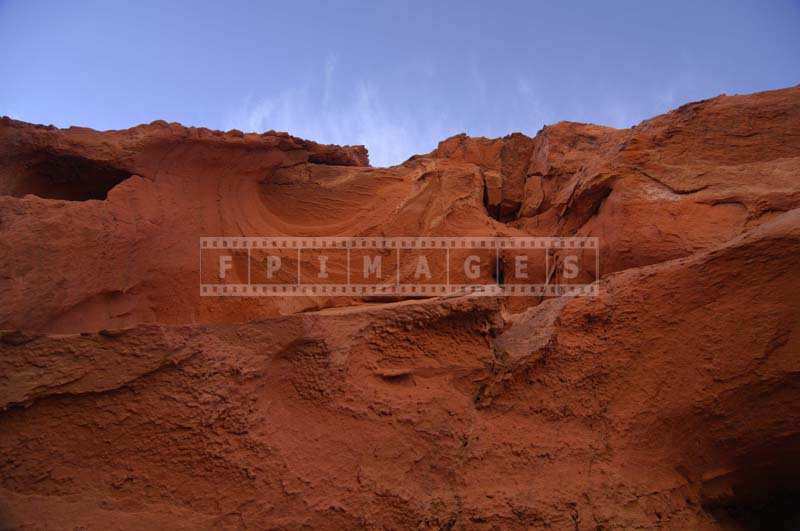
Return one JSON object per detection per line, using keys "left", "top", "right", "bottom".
{"left": 1, "top": 1, "right": 798, "bottom": 166}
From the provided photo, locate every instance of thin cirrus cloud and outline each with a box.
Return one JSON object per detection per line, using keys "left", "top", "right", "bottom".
{"left": 2, "top": 1, "right": 798, "bottom": 167}
{"left": 224, "top": 53, "right": 702, "bottom": 168}
{"left": 222, "top": 52, "right": 711, "bottom": 168}
{"left": 226, "top": 63, "right": 454, "bottom": 167}
{"left": 225, "top": 57, "right": 555, "bottom": 167}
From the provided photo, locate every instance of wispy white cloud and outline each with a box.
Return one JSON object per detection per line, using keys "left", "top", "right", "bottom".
{"left": 603, "top": 103, "right": 637, "bottom": 129}
{"left": 513, "top": 76, "right": 554, "bottom": 133}
{"left": 603, "top": 51, "right": 705, "bottom": 128}
{"left": 225, "top": 61, "right": 454, "bottom": 167}
{"left": 227, "top": 60, "right": 572, "bottom": 166}
{"left": 322, "top": 53, "right": 337, "bottom": 108}
{"left": 468, "top": 55, "right": 487, "bottom": 104}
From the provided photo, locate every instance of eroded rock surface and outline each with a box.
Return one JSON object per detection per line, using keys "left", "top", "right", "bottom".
{"left": 1, "top": 86, "right": 799, "bottom": 529}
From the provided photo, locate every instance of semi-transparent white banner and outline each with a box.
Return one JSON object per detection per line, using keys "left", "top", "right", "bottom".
{"left": 200, "top": 236, "right": 599, "bottom": 297}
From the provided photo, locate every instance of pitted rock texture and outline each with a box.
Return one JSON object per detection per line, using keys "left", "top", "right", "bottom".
{"left": 1, "top": 86, "right": 799, "bottom": 529}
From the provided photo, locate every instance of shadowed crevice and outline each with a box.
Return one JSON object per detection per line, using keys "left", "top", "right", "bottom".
{"left": 10, "top": 152, "right": 133, "bottom": 201}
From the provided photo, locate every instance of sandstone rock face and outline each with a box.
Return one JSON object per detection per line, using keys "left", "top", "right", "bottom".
{"left": 1, "top": 86, "right": 799, "bottom": 529}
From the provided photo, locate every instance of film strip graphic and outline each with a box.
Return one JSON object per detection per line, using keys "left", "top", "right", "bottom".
{"left": 200, "top": 236, "right": 599, "bottom": 297}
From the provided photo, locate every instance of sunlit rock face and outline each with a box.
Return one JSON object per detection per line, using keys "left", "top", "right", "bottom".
{"left": 1, "top": 86, "right": 799, "bottom": 529}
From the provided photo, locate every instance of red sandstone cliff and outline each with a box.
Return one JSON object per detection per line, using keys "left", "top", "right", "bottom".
{"left": 1, "top": 86, "right": 799, "bottom": 529}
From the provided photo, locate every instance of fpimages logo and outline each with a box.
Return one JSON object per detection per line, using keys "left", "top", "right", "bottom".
{"left": 200, "top": 236, "right": 599, "bottom": 297}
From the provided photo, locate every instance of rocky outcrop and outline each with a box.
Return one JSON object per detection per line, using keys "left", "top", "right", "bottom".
{"left": 1, "top": 86, "right": 799, "bottom": 529}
